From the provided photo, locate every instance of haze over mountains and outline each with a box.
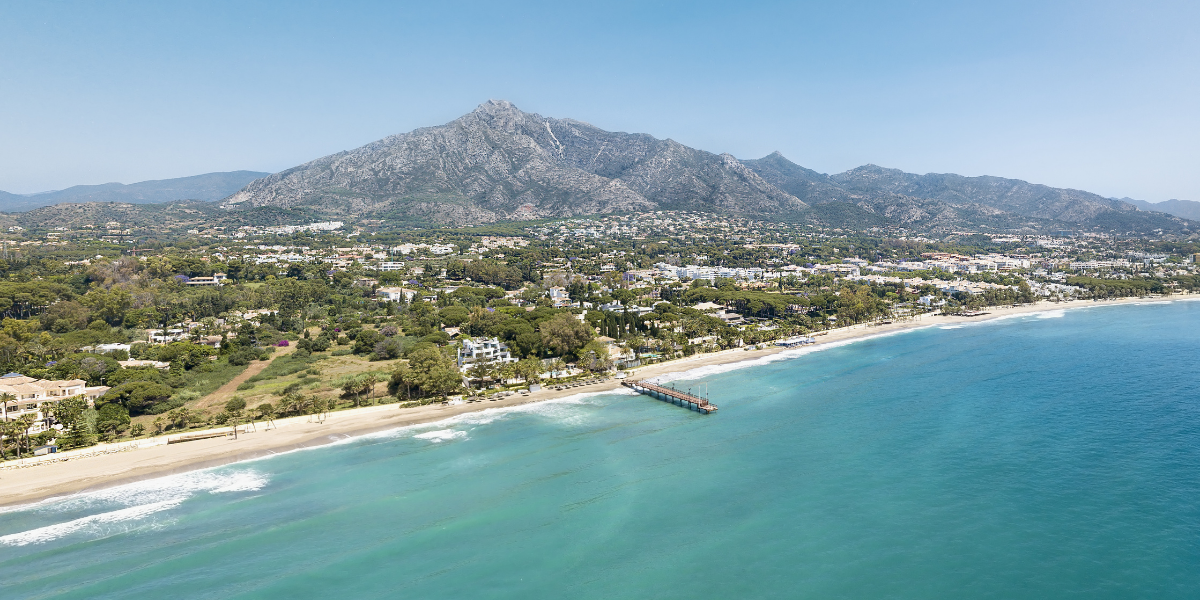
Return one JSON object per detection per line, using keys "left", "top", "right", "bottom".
{"left": 1120, "top": 198, "right": 1200, "bottom": 222}
{"left": 0, "top": 171, "right": 268, "bottom": 213}
{"left": 7, "top": 100, "right": 1196, "bottom": 235}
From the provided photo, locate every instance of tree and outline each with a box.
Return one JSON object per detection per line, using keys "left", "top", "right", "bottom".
{"left": 96, "top": 403, "right": 131, "bottom": 438}
{"left": 467, "top": 361, "right": 494, "bottom": 391}
{"left": 0, "top": 420, "right": 14, "bottom": 460}
{"left": 353, "top": 329, "right": 384, "bottom": 355}
{"left": 103, "top": 382, "right": 176, "bottom": 416}
{"left": 48, "top": 396, "right": 94, "bottom": 449}
{"left": 0, "top": 392, "right": 13, "bottom": 424}
{"left": 406, "top": 346, "right": 463, "bottom": 399}
{"left": 254, "top": 403, "right": 277, "bottom": 429}
{"left": 362, "top": 373, "right": 381, "bottom": 405}
{"left": 538, "top": 312, "right": 593, "bottom": 358}
{"left": 13, "top": 414, "right": 36, "bottom": 458}
{"left": 580, "top": 340, "right": 612, "bottom": 373}
{"left": 389, "top": 363, "right": 413, "bottom": 400}
{"left": 339, "top": 375, "right": 365, "bottom": 405}
{"left": 516, "top": 357, "right": 544, "bottom": 383}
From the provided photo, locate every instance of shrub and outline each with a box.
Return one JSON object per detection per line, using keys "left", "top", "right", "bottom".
{"left": 237, "top": 382, "right": 255, "bottom": 391}
{"left": 102, "top": 381, "right": 176, "bottom": 416}
{"left": 228, "top": 349, "right": 258, "bottom": 366}
{"left": 276, "top": 382, "right": 303, "bottom": 396}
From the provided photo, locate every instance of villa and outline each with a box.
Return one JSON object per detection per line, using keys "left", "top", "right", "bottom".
{"left": 0, "top": 373, "right": 110, "bottom": 435}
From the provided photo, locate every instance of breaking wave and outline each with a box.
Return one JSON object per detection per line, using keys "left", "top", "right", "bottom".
{"left": 0, "top": 469, "right": 269, "bottom": 546}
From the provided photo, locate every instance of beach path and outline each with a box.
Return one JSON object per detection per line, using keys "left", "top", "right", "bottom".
{"left": 198, "top": 343, "right": 297, "bottom": 411}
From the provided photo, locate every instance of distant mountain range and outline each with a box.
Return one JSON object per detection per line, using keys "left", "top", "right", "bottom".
{"left": 0, "top": 171, "right": 268, "bottom": 213}
{"left": 221, "top": 101, "right": 1193, "bottom": 234}
{"left": 1118, "top": 198, "right": 1200, "bottom": 221}
{"left": 5, "top": 101, "right": 1195, "bottom": 235}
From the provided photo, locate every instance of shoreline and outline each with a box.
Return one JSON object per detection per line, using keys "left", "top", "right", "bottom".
{"left": 0, "top": 294, "right": 1184, "bottom": 508}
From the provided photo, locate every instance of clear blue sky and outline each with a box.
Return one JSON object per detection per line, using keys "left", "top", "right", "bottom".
{"left": 2, "top": 0, "right": 1197, "bottom": 201}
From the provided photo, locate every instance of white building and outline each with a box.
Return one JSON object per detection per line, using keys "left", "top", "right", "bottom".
{"left": 376, "top": 287, "right": 418, "bottom": 302}
{"left": 457, "top": 338, "right": 516, "bottom": 371}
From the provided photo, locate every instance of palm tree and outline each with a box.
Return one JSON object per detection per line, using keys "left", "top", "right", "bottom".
{"left": 467, "top": 362, "right": 492, "bottom": 392}
{"left": 255, "top": 403, "right": 277, "bottom": 430}
{"left": 0, "top": 392, "right": 13, "bottom": 423}
{"left": 0, "top": 420, "right": 12, "bottom": 460}
{"left": 14, "top": 414, "right": 35, "bottom": 458}
{"left": 498, "top": 362, "right": 518, "bottom": 385}
{"left": 362, "top": 373, "right": 380, "bottom": 405}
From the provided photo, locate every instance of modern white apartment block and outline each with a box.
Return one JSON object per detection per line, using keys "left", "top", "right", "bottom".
{"left": 457, "top": 338, "right": 517, "bottom": 371}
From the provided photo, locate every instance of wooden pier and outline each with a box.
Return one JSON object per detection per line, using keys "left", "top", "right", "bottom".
{"left": 622, "top": 380, "right": 718, "bottom": 414}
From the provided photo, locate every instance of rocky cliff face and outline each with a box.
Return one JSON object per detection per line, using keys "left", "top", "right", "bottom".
{"left": 223, "top": 100, "right": 806, "bottom": 224}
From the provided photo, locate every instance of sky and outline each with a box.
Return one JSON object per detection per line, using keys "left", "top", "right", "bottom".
{"left": 1, "top": 0, "right": 1197, "bottom": 201}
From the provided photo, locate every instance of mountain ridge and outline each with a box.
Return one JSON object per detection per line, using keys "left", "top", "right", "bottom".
{"left": 0, "top": 171, "right": 269, "bottom": 213}
{"left": 1120, "top": 197, "right": 1200, "bottom": 221}
{"left": 221, "top": 101, "right": 1192, "bottom": 234}
{"left": 223, "top": 100, "right": 807, "bottom": 223}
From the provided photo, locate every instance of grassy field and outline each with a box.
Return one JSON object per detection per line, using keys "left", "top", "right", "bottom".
{"left": 231, "top": 350, "right": 401, "bottom": 411}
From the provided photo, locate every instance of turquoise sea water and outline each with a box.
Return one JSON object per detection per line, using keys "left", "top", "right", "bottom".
{"left": 2, "top": 301, "right": 1199, "bottom": 599}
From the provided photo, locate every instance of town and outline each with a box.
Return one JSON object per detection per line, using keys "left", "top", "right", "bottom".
{"left": 1, "top": 210, "right": 1198, "bottom": 459}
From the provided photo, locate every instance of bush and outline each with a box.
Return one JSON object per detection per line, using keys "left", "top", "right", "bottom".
{"left": 371, "top": 337, "right": 404, "bottom": 361}
{"left": 95, "top": 403, "right": 131, "bottom": 435}
{"left": 237, "top": 382, "right": 255, "bottom": 391}
{"left": 331, "top": 348, "right": 352, "bottom": 357}
{"left": 276, "top": 382, "right": 302, "bottom": 396}
{"left": 354, "top": 329, "right": 384, "bottom": 355}
{"left": 228, "top": 349, "right": 258, "bottom": 366}
{"left": 102, "top": 381, "right": 176, "bottom": 416}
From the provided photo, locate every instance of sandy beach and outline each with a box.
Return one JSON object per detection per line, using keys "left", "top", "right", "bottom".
{"left": 0, "top": 295, "right": 1176, "bottom": 507}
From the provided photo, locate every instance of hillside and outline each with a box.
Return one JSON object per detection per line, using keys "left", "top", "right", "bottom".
{"left": 222, "top": 100, "right": 806, "bottom": 224}
{"left": 743, "top": 155, "right": 1193, "bottom": 234}
{"left": 1122, "top": 198, "right": 1200, "bottom": 221}
{"left": 14, "top": 201, "right": 224, "bottom": 231}
{"left": 0, "top": 171, "right": 268, "bottom": 213}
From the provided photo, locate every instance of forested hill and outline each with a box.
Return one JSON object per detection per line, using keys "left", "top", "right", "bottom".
{"left": 0, "top": 171, "right": 269, "bottom": 213}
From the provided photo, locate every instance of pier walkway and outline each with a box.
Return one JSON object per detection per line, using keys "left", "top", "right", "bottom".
{"left": 622, "top": 380, "right": 718, "bottom": 414}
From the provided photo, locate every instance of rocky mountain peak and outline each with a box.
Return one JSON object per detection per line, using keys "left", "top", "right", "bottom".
{"left": 220, "top": 101, "right": 807, "bottom": 224}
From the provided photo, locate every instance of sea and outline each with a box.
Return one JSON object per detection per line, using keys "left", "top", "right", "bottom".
{"left": 2, "top": 301, "right": 1199, "bottom": 599}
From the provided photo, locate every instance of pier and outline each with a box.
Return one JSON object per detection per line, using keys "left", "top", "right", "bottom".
{"left": 622, "top": 380, "right": 718, "bottom": 414}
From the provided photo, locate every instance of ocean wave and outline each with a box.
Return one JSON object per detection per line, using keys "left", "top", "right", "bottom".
{"left": 412, "top": 429, "right": 467, "bottom": 443}
{"left": 0, "top": 499, "right": 184, "bottom": 547}
{"left": 939, "top": 325, "right": 964, "bottom": 330}
{"left": 1035, "top": 310, "right": 1065, "bottom": 319}
{"left": 2, "top": 469, "right": 269, "bottom": 516}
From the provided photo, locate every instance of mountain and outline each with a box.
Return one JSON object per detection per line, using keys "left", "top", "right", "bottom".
{"left": 13, "top": 200, "right": 226, "bottom": 230}
{"left": 223, "top": 100, "right": 806, "bottom": 224}
{"left": 223, "top": 101, "right": 1191, "bottom": 234}
{"left": 743, "top": 155, "right": 1194, "bottom": 234}
{"left": 1120, "top": 198, "right": 1200, "bottom": 221}
{"left": 0, "top": 171, "right": 269, "bottom": 213}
